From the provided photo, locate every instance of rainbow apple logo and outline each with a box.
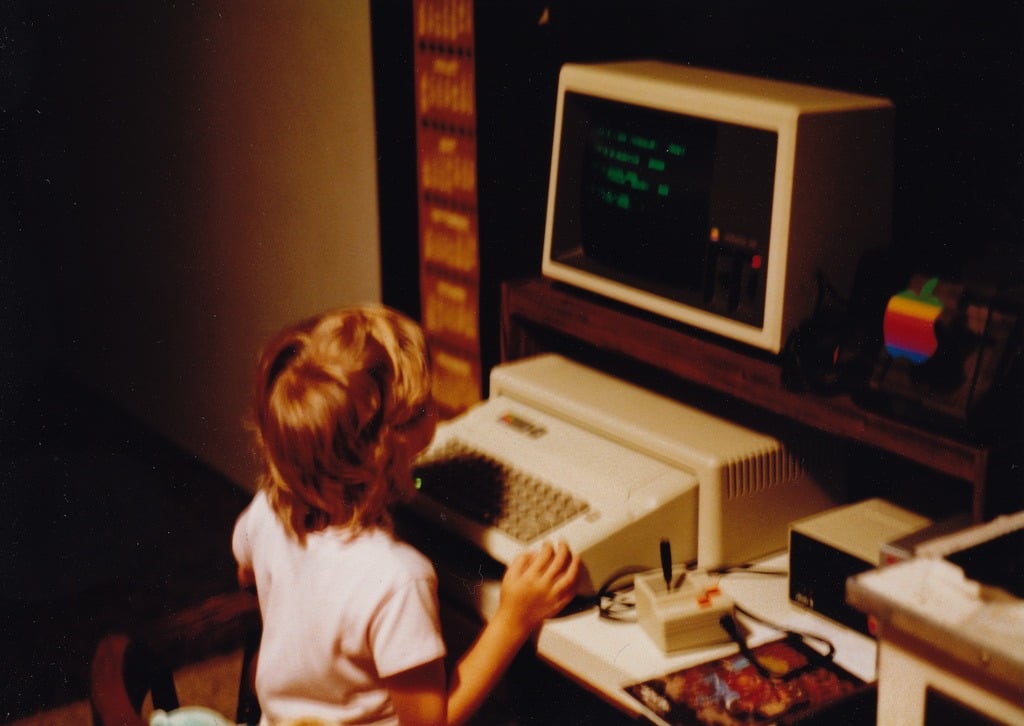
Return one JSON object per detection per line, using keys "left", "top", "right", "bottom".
{"left": 883, "top": 277, "right": 943, "bottom": 364}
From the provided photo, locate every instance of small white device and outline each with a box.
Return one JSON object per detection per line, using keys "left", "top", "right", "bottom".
{"left": 635, "top": 568, "right": 736, "bottom": 653}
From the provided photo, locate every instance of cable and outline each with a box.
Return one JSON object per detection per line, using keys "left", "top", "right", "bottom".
{"left": 594, "top": 565, "right": 650, "bottom": 622}
{"left": 728, "top": 602, "right": 838, "bottom": 681}
{"left": 732, "top": 603, "right": 836, "bottom": 660}
{"left": 708, "top": 562, "right": 788, "bottom": 577}
{"left": 593, "top": 559, "right": 787, "bottom": 621}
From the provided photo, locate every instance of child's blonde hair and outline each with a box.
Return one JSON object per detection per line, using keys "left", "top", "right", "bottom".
{"left": 252, "top": 306, "right": 432, "bottom": 539}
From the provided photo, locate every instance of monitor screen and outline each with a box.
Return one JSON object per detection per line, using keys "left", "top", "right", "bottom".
{"left": 550, "top": 91, "right": 777, "bottom": 326}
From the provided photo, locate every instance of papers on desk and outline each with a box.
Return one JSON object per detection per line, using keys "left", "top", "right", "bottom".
{"left": 847, "top": 555, "right": 1024, "bottom": 695}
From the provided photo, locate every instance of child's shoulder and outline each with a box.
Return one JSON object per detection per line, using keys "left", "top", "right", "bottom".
{"left": 337, "top": 527, "right": 437, "bottom": 583}
{"left": 348, "top": 526, "right": 432, "bottom": 564}
{"left": 235, "top": 488, "right": 275, "bottom": 528}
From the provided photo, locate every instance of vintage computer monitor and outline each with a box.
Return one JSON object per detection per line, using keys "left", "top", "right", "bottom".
{"left": 542, "top": 60, "right": 894, "bottom": 353}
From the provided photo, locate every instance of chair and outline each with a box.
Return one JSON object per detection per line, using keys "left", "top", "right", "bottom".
{"left": 90, "top": 590, "right": 262, "bottom": 726}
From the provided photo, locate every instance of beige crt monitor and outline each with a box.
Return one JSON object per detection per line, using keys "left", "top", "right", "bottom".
{"left": 409, "top": 354, "right": 841, "bottom": 593}
{"left": 542, "top": 60, "right": 894, "bottom": 353}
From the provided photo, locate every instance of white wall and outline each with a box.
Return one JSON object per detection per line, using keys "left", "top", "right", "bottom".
{"left": 62, "top": 1, "right": 381, "bottom": 488}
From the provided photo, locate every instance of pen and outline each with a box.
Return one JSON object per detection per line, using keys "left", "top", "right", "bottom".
{"left": 660, "top": 538, "right": 673, "bottom": 592}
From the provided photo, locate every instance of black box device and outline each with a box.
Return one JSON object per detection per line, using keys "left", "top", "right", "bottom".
{"left": 789, "top": 498, "right": 930, "bottom": 635}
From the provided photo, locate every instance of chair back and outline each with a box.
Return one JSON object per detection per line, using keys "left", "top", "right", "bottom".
{"left": 90, "top": 590, "right": 261, "bottom": 725}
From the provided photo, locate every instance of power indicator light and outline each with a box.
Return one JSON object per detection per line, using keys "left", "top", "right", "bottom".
{"left": 751, "top": 254, "right": 763, "bottom": 270}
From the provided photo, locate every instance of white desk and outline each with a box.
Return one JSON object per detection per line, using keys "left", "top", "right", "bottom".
{"left": 434, "top": 550, "right": 877, "bottom": 719}
{"left": 537, "top": 553, "right": 876, "bottom": 716}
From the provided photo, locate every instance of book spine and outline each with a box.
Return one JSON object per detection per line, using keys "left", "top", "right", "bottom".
{"left": 413, "top": 0, "right": 481, "bottom": 416}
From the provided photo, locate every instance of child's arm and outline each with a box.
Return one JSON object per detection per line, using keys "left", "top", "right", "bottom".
{"left": 385, "top": 541, "right": 580, "bottom": 726}
{"left": 447, "top": 540, "right": 579, "bottom": 723}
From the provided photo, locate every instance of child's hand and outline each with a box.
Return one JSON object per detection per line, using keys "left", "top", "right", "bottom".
{"left": 442, "top": 541, "right": 580, "bottom": 724}
{"left": 496, "top": 540, "right": 580, "bottom": 636}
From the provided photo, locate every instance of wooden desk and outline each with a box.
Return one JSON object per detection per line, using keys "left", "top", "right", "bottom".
{"left": 501, "top": 277, "right": 1006, "bottom": 522}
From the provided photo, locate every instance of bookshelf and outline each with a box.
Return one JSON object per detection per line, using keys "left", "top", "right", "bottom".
{"left": 413, "top": 0, "right": 483, "bottom": 416}
{"left": 409, "top": 0, "right": 555, "bottom": 417}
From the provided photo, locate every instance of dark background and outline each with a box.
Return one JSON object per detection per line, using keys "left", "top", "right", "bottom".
{"left": 374, "top": 1, "right": 1024, "bottom": 330}
{"left": 5, "top": 0, "right": 1022, "bottom": 407}
{"left": 1, "top": 0, "right": 1021, "bottom": 720}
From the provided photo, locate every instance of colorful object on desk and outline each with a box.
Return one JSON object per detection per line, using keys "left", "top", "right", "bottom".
{"left": 883, "top": 276, "right": 943, "bottom": 364}
{"left": 625, "top": 636, "right": 862, "bottom": 725}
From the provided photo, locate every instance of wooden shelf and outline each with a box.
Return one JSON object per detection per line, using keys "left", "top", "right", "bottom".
{"left": 501, "top": 277, "right": 1000, "bottom": 521}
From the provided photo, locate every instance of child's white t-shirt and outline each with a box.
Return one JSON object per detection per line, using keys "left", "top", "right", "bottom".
{"left": 232, "top": 491, "right": 447, "bottom": 725}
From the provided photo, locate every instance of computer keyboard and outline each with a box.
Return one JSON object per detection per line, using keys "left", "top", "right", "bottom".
{"left": 412, "top": 439, "right": 591, "bottom": 544}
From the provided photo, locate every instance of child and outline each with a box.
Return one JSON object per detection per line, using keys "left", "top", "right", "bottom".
{"left": 232, "top": 305, "right": 580, "bottom": 725}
